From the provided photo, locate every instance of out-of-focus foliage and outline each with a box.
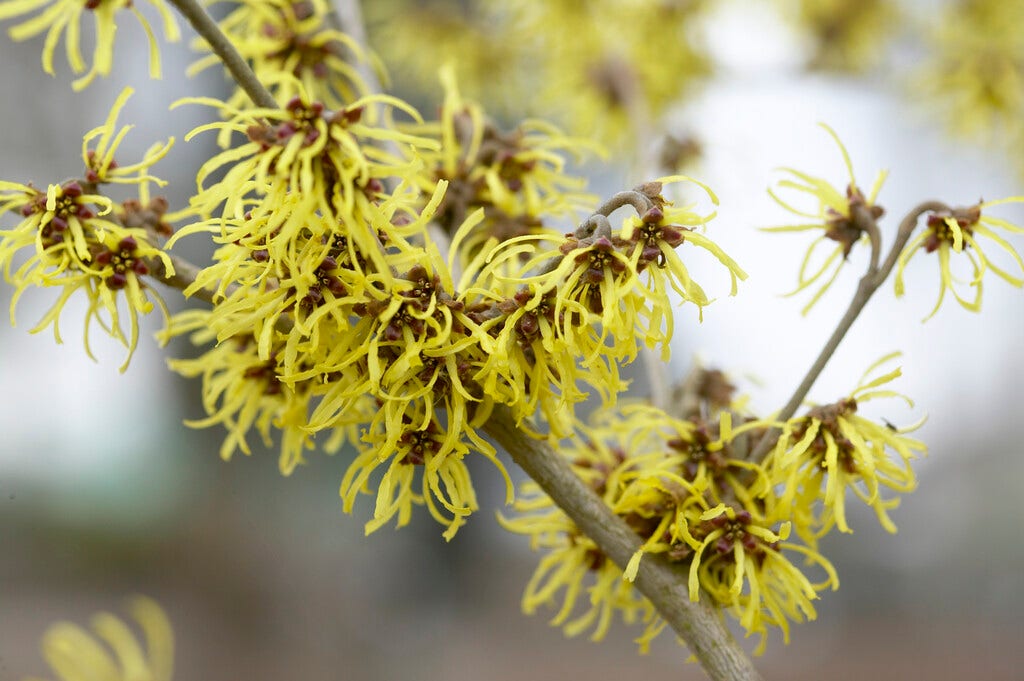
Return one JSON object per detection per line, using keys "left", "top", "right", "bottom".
{"left": 365, "top": 0, "right": 711, "bottom": 144}
{"left": 775, "top": 0, "right": 897, "bottom": 72}
{"left": 917, "top": 0, "right": 1024, "bottom": 175}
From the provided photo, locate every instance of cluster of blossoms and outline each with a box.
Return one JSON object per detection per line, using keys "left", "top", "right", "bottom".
{"left": 0, "top": 0, "right": 179, "bottom": 90}
{"left": 764, "top": 353, "right": 926, "bottom": 539}
{"left": 502, "top": 358, "right": 925, "bottom": 652}
{"left": 164, "top": 51, "right": 746, "bottom": 539}
{"left": 0, "top": 88, "right": 175, "bottom": 371}
{"left": 367, "top": 0, "right": 710, "bottom": 142}
{"left": 768, "top": 125, "right": 1024, "bottom": 319}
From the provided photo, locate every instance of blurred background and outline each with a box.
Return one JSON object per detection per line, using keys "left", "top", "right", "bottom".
{"left": 1, "top": 1, "right": 1022, "bottom": 679}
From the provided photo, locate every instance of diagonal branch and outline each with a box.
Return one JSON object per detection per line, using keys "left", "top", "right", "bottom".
{"left": 166, "top": 0, "right": 277, "bottom": 109}
{"left": 747, "top": 200, "right": 950, "bottom": 464}
{"left": 485, "top": 407, "right": 762, "bottom": 681}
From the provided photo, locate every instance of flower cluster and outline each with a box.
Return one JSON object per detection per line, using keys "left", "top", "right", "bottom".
{"left": 0, "top": 88, "right": 174, "bottom": 371}
{"left": 765, "top": 353, "right": 926, "bottom": 539}
{"left": 765, "top": 124, "right": 887, "bottom": 314}
{"left": 477, "top": 178, "right": 745, "bottom": 435}
{"left": 0, "top": 0, "right": 179, "bottom": 90}
{"left": 166, "top": 82, "right": 504, "bottom": 539}
{"left": 24, "top": 597, "right": 174, "bottom": 681}
{"left": 504, "top": 357, "right": 924, "bottom": 651}
{"left": 502, "top": 392, "right": 836, "bottom": 652}
{"left": 189, "top": 0, "right": 369, "bottom": 109}
{"left": 167, "top": 71, "right": 744, "bottom": 537}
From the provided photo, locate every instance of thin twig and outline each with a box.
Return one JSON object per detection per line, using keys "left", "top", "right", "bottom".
{"left": 594, "top": 190, "right": 654, "bottom": 219}
{"left": 748, "top": 200, "right": 950, "bottom": 464}
{"left": 166, "top": 0, "right": 278, "bottom": 109}
{"left": 485, "top": 406, "right": 763, "bottom": 681}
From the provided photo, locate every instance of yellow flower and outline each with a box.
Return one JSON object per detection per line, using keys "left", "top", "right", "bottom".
{"left": 1, "top": 182, "right": 173, "bottom": 371}
{"left": 894, "top": 198, "right": 1024, "bottom": 320}
{"left": 83, "top": 88, "right": 175, "bottom": 186}
{"left": 475, "top": 283, "right": 611, "bottom": 436}
{"left": 765, "top": 124, "right": 887, "bottom": 314}
{"left": 340, "top": 403, "right": 502, "bottom": 541}
{"left": 491, "top": 178, "right": 744, "bottom": 368}
{"left": 25, "top": 597, "right": 173, "bottom": 681}
{"left": 767, "top": 353, "right": 926, "bottom": 538}
{"left": 686, "top": 503, "right": 838, "bottom": 652}
{"left": 619, "top": 178, "right": 746, "bottom": 353}
{"left": 0, "top": 0, "right": 179, "bottom": 90}
{"left": 1, "top": 180, "right": 114, "bottom": 264}
{"left": 609, "top": 409, "right": 835, "bottom": 651}
{"left": 189, "top": 0, "right": 370, "bottom": 109}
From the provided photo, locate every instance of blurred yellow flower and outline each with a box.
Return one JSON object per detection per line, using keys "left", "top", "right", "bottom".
{"left": 25, "top": 597, "right": 173, "bottom": 681}
{"left": 919, "top": 0, "right": 1024, "bottom": 143}
{"left": 367, "top": 0, "right": 710, "bottom": 142}
{"left": 0, "top": 0, "right": 179, "bottom": 89}
{"left": 778, "top": 0, "right": 897, "bottom": 72}
{"left": 189, "top": 0, "right": 370, "bottom": 109}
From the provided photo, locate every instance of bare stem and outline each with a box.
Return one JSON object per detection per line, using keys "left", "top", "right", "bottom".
{"left": 485, "top": 407, "right": 763, "bottom": 681}
{"left": 146, "top": 251, "right": 222, "bottom": 306}
{"left": 166, "top": 0, "right": 278, "bottom": 109}
{"left": 748, "top": 200, "right": 950, "bottom": 463}
{"left": 330, "top": 0, "right": 386, "bottom": 98}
